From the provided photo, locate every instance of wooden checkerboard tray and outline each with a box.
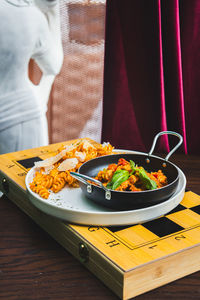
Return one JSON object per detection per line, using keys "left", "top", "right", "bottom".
{"left": 0, "top": 140, "right": 200, "bottom": 299}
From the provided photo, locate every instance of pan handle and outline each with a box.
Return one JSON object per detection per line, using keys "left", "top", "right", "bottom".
{"left": 148, "top": 131, "right": 183, "bottom": 161}
{"left": 70, "top": 171, "right": 111, "bottom": 200}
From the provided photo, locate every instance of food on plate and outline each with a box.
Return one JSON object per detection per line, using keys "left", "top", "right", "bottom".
{"left": 29, "top": 139, "right": 114, "bottom": 199}
{"left": 94, "top": 158, "right": 168, "bottom": 191}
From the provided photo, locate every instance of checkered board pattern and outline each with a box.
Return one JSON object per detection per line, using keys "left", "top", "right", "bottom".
{"left": 107, "top": 191, "right": 200, "bottom": 246}
{"left": 85, "top": 191, "right": 200, "bottom": 267}
{"left": 11, "top": 155, "right": 200, "bottom": 270}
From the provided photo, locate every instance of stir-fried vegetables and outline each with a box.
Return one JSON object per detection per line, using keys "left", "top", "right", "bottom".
{"left": 95, "top": 158, "right": 168, "bottom": 192}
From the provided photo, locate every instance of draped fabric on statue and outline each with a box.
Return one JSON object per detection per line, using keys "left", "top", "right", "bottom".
{"left": 102, "top": 0, "right": 200, "bottom": 154}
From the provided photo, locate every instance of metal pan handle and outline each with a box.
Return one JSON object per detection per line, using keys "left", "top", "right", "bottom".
{"left": 70, "top": 171, "right": 104, "bottom": 188}
{"left": 148, "top": 131, "right": 183, "bottom": 161}
{"left": 70, "top": 171, "right": 111, "bottom": 200}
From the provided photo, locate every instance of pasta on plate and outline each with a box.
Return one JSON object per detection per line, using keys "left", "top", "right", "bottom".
{"left": 29, "top": 139, "right": 114, "bottom": 199}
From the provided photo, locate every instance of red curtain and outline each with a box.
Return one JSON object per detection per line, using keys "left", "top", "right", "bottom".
{"left": 102, "top": 0, "right": 200, "bottom": 155}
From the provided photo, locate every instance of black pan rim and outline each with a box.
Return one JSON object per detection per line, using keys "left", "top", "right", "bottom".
{"left": 78, "top": 152, "right": 179, "bottom": 195}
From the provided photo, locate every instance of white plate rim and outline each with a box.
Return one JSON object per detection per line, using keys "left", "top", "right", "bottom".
{"left": 25, "top": 150, "right": 186, "bottom": 225}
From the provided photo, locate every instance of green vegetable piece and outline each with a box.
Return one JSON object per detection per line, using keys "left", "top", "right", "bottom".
{"left": 138, "top": 168, "right": 157, "bottom": 190}
{"left": 130, "top": 160, "right": 136, "bottom": 174}
{"left": 106, "top": 169, "right": 129, "bottom": 190}
{"left": 130, "top": 160, "right": 157, "bottom": 190}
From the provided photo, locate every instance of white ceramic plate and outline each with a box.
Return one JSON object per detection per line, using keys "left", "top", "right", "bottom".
{"left": 25, "top": 160, "right": 186, "bottom": 226}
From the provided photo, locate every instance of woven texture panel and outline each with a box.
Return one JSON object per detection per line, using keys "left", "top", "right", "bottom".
{"left": 34, "top": 0, "right": 106, "bottom": 144}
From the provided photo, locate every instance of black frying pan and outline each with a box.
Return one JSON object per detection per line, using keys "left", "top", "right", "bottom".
{"left": 71, "top": 131, "right": 183, "bottom": 210}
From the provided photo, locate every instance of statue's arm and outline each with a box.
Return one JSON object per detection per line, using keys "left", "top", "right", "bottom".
{"left": 32, "top": 0, "right": 64, "bottom": 106}
{"left": 34, "top": 0, "right": 63, "bottom": 76}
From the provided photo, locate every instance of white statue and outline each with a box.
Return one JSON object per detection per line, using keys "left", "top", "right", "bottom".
{"left": 0, "top": 0, "right": 63, "bottom": 154}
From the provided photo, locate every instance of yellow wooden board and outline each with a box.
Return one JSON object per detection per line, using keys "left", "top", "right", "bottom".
{"left": 1, "top": 140, "right": 200, "bottom": 300}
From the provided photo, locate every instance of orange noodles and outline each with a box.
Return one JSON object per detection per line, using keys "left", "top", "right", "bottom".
{"left": 29, "top": 140, "right": 114, "bottom": 199}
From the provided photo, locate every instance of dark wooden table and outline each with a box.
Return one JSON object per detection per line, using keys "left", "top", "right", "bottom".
{"left": 0, "top": 154, "right": 200, "bottom": 300}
